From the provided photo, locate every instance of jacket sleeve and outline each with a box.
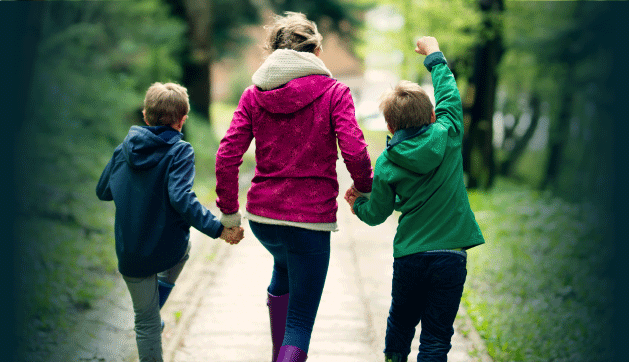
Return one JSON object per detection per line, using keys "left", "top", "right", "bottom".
{"left": 169, "top": 143, "right": 224, "bottom": 239}
{"left": 215, "top": 90, "right": 254, "bottom": 214}
{"left": 352, "top": 157, "right": 395, "bottom": 226}
{"left": 331, "top": 84, "right": 373, "bottom": 193}
{"left": 96, "top": 153, "right": 115, "bottom": 201}
{"left": 424, "top": 52, "right": 464, "bottom": 137}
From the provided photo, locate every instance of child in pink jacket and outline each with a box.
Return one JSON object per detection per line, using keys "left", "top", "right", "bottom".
{"left": 215, "top": 11, "right": 373, "bottom": 362}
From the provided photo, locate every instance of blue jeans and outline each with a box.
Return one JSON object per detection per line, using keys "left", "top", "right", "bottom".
{"left": 384, "top": 251, "right": 467, "bottom": 362}
{"left": 249, "top": 221, "right": 331, "bottom": 353}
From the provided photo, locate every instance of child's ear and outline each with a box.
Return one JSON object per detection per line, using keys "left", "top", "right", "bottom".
{"left": 431, "top": 110, "right": 436, "bottom": 124}
{"left": 142, "top": 109, "right": 150, "bottom": 126}
{"left": 180, "top": 115, "right": 187, "bottom": 127}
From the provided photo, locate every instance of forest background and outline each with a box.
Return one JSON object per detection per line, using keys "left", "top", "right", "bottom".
{"left": 1, "top": 0, "right": 628, "bottom": 361}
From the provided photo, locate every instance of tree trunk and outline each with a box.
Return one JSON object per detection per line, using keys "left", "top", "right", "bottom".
{"left": 463, "top": 0, "right": 504, "bottom": 189}
{"left": 167, "top": 0, "right": 214, "bottom": 124}
{"left": 499, "top": 94, "right": 541, "bottom": 176}
{"left": 183, "top": 59, "right": 211, "bottom": 120}
{"left": 542, "top": 91, "right": 572, "bottom": 190}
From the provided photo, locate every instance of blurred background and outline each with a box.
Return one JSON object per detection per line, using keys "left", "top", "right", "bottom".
{"left": 2, "top": 0, "right": 628, "bottom": 361}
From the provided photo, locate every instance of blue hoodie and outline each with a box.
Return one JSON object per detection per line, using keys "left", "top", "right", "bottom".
{"left": 96, "top": 125, "right": 224, "bottom": 277}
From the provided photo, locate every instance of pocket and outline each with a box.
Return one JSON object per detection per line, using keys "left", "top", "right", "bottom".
{"left": 430, "top": 254, "right": 467, "bottom": 287}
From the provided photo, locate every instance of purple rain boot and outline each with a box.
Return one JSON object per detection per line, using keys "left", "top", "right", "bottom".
{"left": 267, "top": 292, "right": 290, "bottom": 362}
{"left": 276, "top": 345, "right": 308, "bottom": 362}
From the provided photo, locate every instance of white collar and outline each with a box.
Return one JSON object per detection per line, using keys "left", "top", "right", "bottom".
{"left": 252, "top": 49, "right": 332, "bottom": 90}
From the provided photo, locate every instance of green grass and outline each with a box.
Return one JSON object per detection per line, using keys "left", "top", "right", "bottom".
{"left": 464, "top": 179, "right": 612, "bottom": 361}
{"left": 15, "top": 115, "right": 124, "bottom": 360}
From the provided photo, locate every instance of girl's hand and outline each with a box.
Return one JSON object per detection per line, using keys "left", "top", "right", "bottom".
{"left": 220, "top": 226, "right": 244, "bottom": 245}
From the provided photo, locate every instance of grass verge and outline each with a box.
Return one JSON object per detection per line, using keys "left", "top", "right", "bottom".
{"left": 464, "top": 179, "right": 612, "bottom": 361}
{"left": 15, "top": 116, "right": 124, "bottom": 361}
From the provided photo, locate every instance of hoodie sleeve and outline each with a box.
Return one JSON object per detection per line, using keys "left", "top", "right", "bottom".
{"left": 331, "top": 84, "right": 373, "bottom": 193}
{"left": 169, "top": 143, "right": 224, "bottom": 239}
{"left": 352, "top": 156, "right": 395, "bottom": 226}
{"left": 215, "top": 89, "right": 254, "bottom": 214}
{"left": 424, "top": 52, "right": 464, "bottom": 137}
{"left": 96, "top": 150, "right": 117, "bottom": 201}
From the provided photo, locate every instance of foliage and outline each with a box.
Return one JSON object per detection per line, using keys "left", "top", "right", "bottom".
{"left": 268, "top": 0, "right": 369, "bottom": 43}
{"left": 211, "top": 0, "right": 260, "bottom": 59}
{"left": 464, "top": 179, "right": 612, "bottom": 361}
{"left": 356, "top": 0, "right": 481, "bottom": 83}
{"left": 497, "top": 1, "right": 614, "bottom": 207}
{"left": 165, "top": 0, "right": 261, "bottom": 60}
{"left": 15, "top": 1, "right": 187, "bottom": 359}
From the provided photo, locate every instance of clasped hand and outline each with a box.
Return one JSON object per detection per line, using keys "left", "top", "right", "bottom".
{"left": 344, "top": 185, "right": 361, "bottom": 215}
{"left": 220, "top": 226, "right": 245, "bottom": 245}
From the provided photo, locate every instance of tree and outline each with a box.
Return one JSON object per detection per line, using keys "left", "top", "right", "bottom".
{"left": 496, "top": 93, "right": 541, "bottom": 177}
{"left": 164, "top": 0, "right": 259, "bottom": 124}
{"left": 500, "top": 1, "right": 614, "bottom": 204}
{"left": 462, "top": 0, "right": 504, "bottom": 189}
{"left": 267, "top": 0, "right": 366, "bottom": 42}
{"left": 360, "top": 0, "right": 480, "bottom": 82}
{"left": 165, "top": 0, "right": 363, "bottom": 126}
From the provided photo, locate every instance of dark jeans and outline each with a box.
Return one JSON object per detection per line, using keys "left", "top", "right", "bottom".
{"left": 249, "top": 221, "right": 331, "bottom": 353}
{"left": 384, "top": 251, "right": 467, "bottom": 362}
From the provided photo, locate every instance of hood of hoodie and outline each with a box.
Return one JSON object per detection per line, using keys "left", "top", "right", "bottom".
{"left": 122, "top": 125, "right": 183, "bottom": 169}
{"left": 384, "top": 123, "right": 448, "bottom": 175}
{"left": 253, "top": 74, "right": 337, "bottom": 114}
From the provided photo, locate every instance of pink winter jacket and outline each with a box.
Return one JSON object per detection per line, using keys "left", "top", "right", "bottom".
{"left": 215, "top": 74, "right": 373, "bottom": 224}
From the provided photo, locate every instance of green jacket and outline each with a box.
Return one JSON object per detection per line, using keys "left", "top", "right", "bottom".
{"left": 353, "top": 52, "right": 485, "bottom": 258}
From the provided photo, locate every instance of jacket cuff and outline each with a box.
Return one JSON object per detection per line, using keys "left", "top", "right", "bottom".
{"left": 215, "top": 224, "right": 225, "bottom": 239}
{"left": 220, "top": 210, "right": 242, "bottom": 227}
{"left": 423, "top": 51, "right": 447, "bottom": 72}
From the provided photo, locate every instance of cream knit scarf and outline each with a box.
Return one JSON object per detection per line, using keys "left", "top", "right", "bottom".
{"left": 252, "top": 49, "right": 333, "bottom": 91}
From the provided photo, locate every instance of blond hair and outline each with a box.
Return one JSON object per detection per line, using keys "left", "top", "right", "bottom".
{"left": 264, "top": 12, "right": 323, "bottom": 54}
{"left": 380, "top": 81, "right": 433, "bottom": 132}
{"left": 143, "top": 82, "right": 190, "bottom": 126}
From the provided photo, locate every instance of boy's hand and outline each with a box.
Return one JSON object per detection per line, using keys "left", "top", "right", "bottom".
{"left": 344, "top": 186, "right": 360, "bottom": 215}
{"left": 415, "top": 36, "right": 440, "bottom": 56}
{"left": 220, "top": 226, "right": 244, "bottom": 245}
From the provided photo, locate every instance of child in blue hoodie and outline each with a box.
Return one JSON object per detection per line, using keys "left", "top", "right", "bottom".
{"left": 96, "top": 82, "right": 244, "bottom": 362}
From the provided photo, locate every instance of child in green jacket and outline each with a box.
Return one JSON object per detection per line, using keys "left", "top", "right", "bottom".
{"left": 346, "top": 37, "right": 485, "bottom": 362}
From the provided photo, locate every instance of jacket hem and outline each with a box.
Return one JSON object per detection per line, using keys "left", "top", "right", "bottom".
{"left": 245, "top": 211, "right": 338, "bottom": 232}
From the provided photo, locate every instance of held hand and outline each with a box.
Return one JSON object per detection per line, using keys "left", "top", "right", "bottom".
{"left": 344, "top": 186, "right": 360, "bottom": 215}
{"left": 220, "top": 226, "right": 244, "bottom": 245}
{"left": 347, "top": 194, "right": 357, "bottom": 214}
{"left": 344, "top": 185, "right": 361, "bottom": 201}
{"left": 415, "top": 36, "right": 440, "bottom": 56}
